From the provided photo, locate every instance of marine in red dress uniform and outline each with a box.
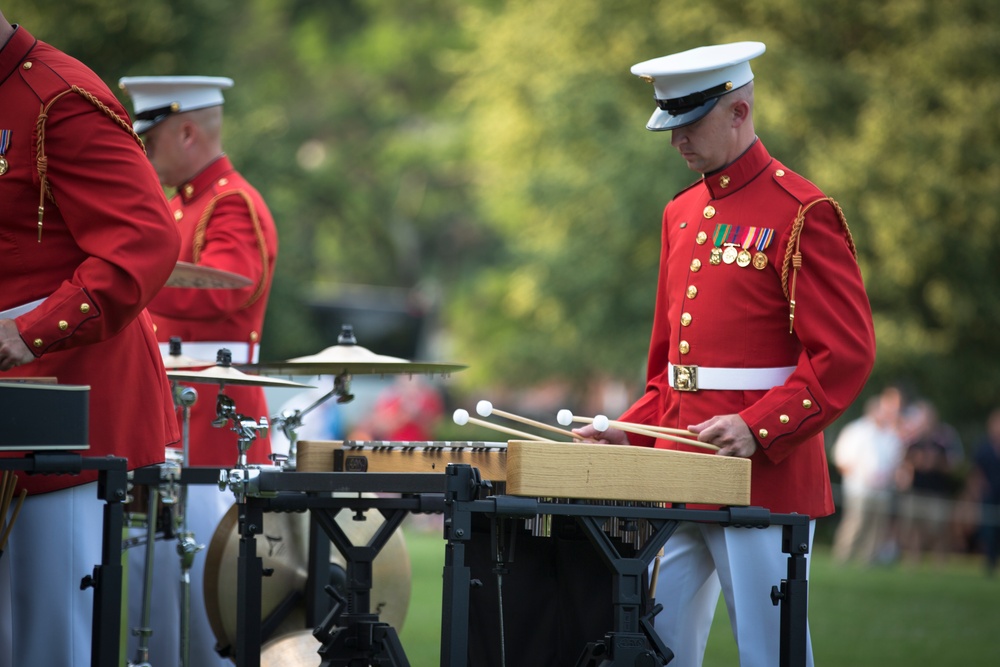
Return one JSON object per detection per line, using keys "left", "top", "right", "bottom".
{"left": 118, "top": 76, "right": 279, "bottom": 667}
{"left": 573, "top": 42, "right": 876, "bottom": 667}
{"left": 0, "top": 19, "right": 180, "bottom": 666}
{"left": 619, "top": 135, "right": 876, "bottom": 517}
{"left": 0, "top": 25, "right": 180, "bottom": 492}
{"left": 146, "top": 153, "right": 278, "bottom": 467}
{"left": 118, "top": 76, "right": 279, "bottom": 469}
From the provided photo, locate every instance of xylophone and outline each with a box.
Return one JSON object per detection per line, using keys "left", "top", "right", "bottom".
{"left": 296, "top": 439, "right": 751, "bottom": 506}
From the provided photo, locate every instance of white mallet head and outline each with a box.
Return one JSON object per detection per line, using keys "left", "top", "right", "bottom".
{"left": 556, "top": 409, "right": 574, "bottom": 426}
{"left": 453, "top": 409, "right": 470, "bottom": 426}
{"left": 593, "top": 414, "right": 610, "bottom": 432}
{"left": 476, "top": 400, "right": 493, "bottom": 417}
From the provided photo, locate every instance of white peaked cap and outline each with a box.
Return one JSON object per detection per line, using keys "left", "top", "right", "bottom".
{"left": 118, "top": 75, "right": 234, "bottom": 134}
{"left": 631, "top": 42, "right": 766, "bottom": 131}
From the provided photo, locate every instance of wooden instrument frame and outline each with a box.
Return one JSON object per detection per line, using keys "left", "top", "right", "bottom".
{"left": 297, "top": 439, "right": 751, "bottom": 506}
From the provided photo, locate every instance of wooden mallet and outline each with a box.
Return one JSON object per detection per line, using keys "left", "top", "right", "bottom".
{"left": 453, "top": 409, "right": 550, "bottom": 442}
{"left": 476, "top": 400, "right": 579, "bottom": 441}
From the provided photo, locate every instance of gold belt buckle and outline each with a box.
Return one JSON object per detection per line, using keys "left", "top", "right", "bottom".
{"left": 672, "top": 364, "right": 698, "bottom": 392}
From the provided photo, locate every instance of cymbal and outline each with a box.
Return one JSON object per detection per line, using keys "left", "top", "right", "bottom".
{"left": 261, "top": 630, "right": 322, "bottom": 666}
{"left": 166, "top": 365, "right": 314, "bottom": 388}
{"left": 204, "top": 496, "right": 412, "bottom": 659}
{"left": 165, "top": 261, "right": 253, "bottom": 289}
{"left": 251, "top": 343, "right": 467, "bottom": 377}
{"left": 161, "top": 353, "right": 215, "bottom": 370}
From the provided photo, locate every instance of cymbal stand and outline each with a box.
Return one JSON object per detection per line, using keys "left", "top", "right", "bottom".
{"left": 127, "top": 443, "right": 183, "bottom": 667}
{"left": 128, "top": 486, "right": 161, "bottom": 667}
{"left": 173, "top": 382, "right": 203, "bottom": 667}
{"left": 271, "top": 371, "right": 355, "bottom": 469}
{"left": 214, "top": 387, "right": 271, "bottom": 504}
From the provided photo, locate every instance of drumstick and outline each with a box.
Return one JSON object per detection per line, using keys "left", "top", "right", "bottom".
{"left": 453, "top": 409, "right": 550, "bottom": 442}
{"left": 648, "top": 547, "right": 664, "bottom": 599}
{"left": 0, "top": 470, "right": 17, "bottom": 519}
{"left": 476, "top": 401, "right": 579, "bottom": 441}
{"left": 0, "top": 472, "right": 15, "bottom": 523}
{"left": 556, "top": 409, "right": 697, "bottom": 438}
{"left": 0, "top": 489, "right": 27, "bottom": 552}
{"left": 558, "top": 410, "right": 719, "bottom": 452}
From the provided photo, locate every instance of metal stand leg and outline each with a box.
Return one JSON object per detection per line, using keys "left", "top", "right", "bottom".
{"left": 772, "top": 518, "right": 810, "bottom": 667}
{"left": 177, "top": 531, "right": 202, "bottom": 667}
{"left": 440, "top": 464, "right": 478, "bottom": 667}
{"left": 128, "top": 488, "right": 160, "bottom": 667}
{"left": 174, "top": 393, "right": 201, "bottom": 667}
{"left": 307, "top": 499, "right": 333, "bottom": 628}
{"left": 439, "top": 539, "right": 471, "bottom": 667}
{"left": 235, "top": 500, "right": 264, "bottom": 667}
{"left": 86, "top": 458, "right": 129, "bottom": 667}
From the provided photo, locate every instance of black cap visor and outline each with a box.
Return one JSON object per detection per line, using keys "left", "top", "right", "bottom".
{"left": 646, "top": 96, "right": 720, "bottom": 131}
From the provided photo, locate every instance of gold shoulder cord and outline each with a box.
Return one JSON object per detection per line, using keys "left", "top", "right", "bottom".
{"left": 780, "top": 197, "right": 857, "bottom": 334}
{"left": 34, "top": 85, "right": 144, "bottom": 242}
{"left": 192, "top": 191, "right": 270, "bottom": 308}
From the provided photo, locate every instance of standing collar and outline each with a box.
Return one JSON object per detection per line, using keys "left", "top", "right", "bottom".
{"left": 0, "top": 26, "right": 36, "bottom": 88}
{"left": 177, "top": 154, "right": 234, "bottom": 203}
{"left": 702, "top": 138, "right": 773, "bottom": 199}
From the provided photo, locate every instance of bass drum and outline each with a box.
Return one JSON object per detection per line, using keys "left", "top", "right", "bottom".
{"left": 203, "top": 494, "right": 411, "bottom": 664}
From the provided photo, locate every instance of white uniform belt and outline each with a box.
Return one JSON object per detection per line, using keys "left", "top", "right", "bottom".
{"left": 0, "top": 297, "right": 46, "bottom": 320}
{"left": 158, "top": 341, "right": 259, "bottom": 364}
{"left": 668, "top": 363, "right": 795, "bottom": 392}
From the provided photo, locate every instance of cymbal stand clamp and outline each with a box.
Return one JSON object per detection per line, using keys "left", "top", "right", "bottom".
{"left": 270, "top": 373, "right": 353, "bottom": 468}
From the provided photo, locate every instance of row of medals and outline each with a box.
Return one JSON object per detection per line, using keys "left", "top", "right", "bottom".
{"left": 710, "top": 243, "right": 768, "bottom": 270}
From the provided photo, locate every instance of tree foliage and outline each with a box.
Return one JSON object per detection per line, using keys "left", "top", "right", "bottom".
{"left": 6, "top": 0, "right": 1000, "bottom": 431}
{"left": 444, "top": 0, "right": 1000, "bottom": 428}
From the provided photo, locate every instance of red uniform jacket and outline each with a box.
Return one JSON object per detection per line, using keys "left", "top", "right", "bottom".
{"left": 148, "top": 155, "right": 278, "bottom": 467}
{"left": 620, "top": 139, "right": 876, "bottom": 517}
{"left": 0, "top": 27, "right": 181, "bottom": 493}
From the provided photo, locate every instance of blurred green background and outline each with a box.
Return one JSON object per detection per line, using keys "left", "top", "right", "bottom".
{"left": 8, "top": 0, "right": 1000, "bottom": 440}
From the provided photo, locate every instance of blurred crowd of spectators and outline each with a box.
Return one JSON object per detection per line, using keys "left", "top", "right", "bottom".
{"left": 830, "top": 385, "right": 1000, "bottom": 575}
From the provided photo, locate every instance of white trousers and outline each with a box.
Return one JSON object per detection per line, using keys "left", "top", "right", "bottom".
{"left": 125, "top": 483, "right": 235, "bottom": 667}
{"left": 649, "top": 520, "right": 816, "bottom": 667}
{"left": 0, "top": 483, "right": 104, "bottom": 667}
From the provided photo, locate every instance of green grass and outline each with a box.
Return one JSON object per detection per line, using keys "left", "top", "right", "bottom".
{"left": 397, "top": 518, "right": 446, "bottom": 664}
{"left": 396, "top": 521, "right": 1000, "bottom": 666}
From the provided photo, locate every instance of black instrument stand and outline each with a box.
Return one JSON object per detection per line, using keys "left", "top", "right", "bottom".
{"left": 439, "top": 464, "right": 811, "bottom": 667}
{"left": 572, "top": 513, "right": 676, "bottom": 667}
{"left": 231, "top": 471, "right": 445, "bottom": 667}
{"left": 1, "top": 452, "right": 129, "bottom": 667}
{"left": 311, "top": 500, "right": 409, "bottom": 666}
